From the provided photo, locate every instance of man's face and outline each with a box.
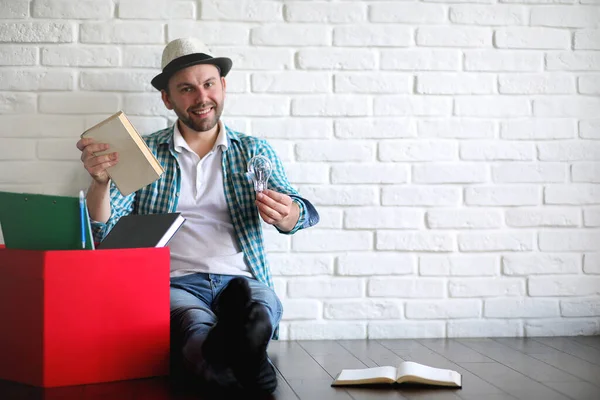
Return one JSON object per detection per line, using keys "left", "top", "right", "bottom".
{"left": 161, "top": 63, "right": 226, "bottom": 133}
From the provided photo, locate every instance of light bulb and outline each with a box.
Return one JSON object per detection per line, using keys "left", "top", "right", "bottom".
{"left": 247, "top": 155, "right": 272, "bottom": 192}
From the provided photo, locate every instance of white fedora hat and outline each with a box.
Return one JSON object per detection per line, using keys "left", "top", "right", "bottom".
{"left": 151, "top": 37, "right": 233, "bottom": 91}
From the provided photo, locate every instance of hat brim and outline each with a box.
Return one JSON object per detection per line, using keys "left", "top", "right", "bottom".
{"left": 151, "top": 53, "right": 233, "bottom": 91}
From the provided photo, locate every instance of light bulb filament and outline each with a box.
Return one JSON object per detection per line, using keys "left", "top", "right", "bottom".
{"left": 247, "top": 155, "right": 272, "bottom": 193}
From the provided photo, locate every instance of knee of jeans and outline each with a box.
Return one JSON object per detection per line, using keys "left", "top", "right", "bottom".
{"left": 254, "top": 287, "right": 283, "bottom": 328}
{"left": 272, "top": 295, "right": 283, "bottom": 326}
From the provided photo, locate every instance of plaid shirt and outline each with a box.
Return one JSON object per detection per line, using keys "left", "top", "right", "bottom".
{"left": 91, "top": 124, "right": 319, "bottom": 289}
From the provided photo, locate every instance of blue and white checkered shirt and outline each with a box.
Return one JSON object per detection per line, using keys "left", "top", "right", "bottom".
{"left": 91, "top": 124, "right": 320, "bottom": 289}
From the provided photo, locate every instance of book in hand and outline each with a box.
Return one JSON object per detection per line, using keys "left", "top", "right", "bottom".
{"left": 331, "top": 361, "right": 462, "bottom": 388}
{"left": 97, "top": 213, "right": 185, "bottom": 249}
{"left": 81, "top": 111, "right": 165, "bottom": 196}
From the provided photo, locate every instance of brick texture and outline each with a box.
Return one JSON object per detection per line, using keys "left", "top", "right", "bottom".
{"left": 0, "top": 0, "right": 597, "bottom": 340}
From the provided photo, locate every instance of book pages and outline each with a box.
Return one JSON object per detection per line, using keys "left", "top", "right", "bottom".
{"left": 335, "top": 366, "right": 397, "bottom": 385}
{"left": 396, "top": 361, "right": 461, "bottom": 387}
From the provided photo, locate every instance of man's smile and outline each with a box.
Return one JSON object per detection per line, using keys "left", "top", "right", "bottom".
{"left": 191, "top": 107, "right": 212, "bottom": 116}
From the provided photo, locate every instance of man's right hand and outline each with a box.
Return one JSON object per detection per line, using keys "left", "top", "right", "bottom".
{"left": 76, "top": 138, "right": 118, "bottom": 185}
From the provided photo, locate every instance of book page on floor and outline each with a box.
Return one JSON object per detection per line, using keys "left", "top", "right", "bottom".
{"left": 332, "top": 361, "right": 462, "bottom": 388}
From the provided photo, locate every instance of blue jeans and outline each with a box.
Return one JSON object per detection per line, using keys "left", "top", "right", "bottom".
{"left": 170, "top": 273, "right": 282, "bottom": 380}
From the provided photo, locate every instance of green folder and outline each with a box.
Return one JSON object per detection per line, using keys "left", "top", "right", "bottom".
{"left": 0, "top": 191, "right": 94, "bottom": 251}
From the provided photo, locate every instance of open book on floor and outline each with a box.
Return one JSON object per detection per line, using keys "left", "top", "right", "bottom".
{"left": 97, "top": 213, "right": 186, "bottom": 249}
{"left": 332, "top": 361, "right": 462, "bottom": 388}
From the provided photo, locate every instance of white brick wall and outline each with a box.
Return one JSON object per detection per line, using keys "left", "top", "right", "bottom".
{"left": 0, "top": 0, "right": 598, "bottom": 340}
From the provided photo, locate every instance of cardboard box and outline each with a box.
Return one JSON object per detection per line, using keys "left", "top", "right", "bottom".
{"left": 0, "top": 247, "right": 170, "bottom": 387}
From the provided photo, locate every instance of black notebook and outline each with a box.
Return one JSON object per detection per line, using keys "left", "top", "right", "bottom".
{"left": 98, "top": 213, "right": 185, "bottom": 249}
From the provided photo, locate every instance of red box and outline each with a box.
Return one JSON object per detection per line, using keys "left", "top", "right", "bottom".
{"left": 0, "top": 247, "right": 171, "bottom": 388}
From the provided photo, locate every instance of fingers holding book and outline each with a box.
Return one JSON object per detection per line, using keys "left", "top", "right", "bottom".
{"left": 76, "top": 137, "right": 119, "bottom": 185}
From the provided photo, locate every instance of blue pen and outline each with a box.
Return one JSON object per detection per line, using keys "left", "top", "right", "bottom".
{"left": 79, "top": 190, "right": 86, "bottom": 249}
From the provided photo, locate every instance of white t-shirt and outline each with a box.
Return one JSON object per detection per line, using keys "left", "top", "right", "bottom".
{"left": 168, "top": 121, "right": 252, "bottom": 278}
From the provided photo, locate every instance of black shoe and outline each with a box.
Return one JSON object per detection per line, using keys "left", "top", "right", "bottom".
{"left": 202, "top": 278, "right": 277, "bottom": 394}
{"left": 231, "top": 302, "right": 277, "bottom": 394}
{"left": 202, "top": 277, "right": 253, "bottom": 368}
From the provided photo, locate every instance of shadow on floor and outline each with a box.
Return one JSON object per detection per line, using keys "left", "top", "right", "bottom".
{"left": 0, "top": 376, "right": 277, "bottom": 400}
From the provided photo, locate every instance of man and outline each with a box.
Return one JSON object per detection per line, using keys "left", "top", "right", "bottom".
{"left": 76, "top": 37, "right": 319, "bottom": 395}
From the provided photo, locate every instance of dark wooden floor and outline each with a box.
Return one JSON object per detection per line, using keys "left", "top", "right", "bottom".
{"left": 1, "top": 337, "right": 599, "bottom": 399}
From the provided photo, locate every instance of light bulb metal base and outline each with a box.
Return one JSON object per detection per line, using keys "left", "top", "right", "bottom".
{"left": 254, "top": 181, "right": 268, "bottom": 192}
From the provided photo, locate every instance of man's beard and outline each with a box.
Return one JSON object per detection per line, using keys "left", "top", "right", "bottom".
{"left": 174, "top": 101, "right": 224, "bottom": 133}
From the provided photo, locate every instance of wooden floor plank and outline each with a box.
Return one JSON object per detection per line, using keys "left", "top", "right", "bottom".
{"left": 0, "top": 380, "right": 37, "bottom": 399}
{"left": 378, "top": 340, "right": 451, "bottom": 369}
{"left": 492, "top": 337, "right": 557, "bottom": 355}
{"left": 286, "top": 379, "right": 355, "bottom": 400}
{"left": 131, "top": 377, "right": 203, "bottom": 400}
{"left": 457, "top": 362, "right": 571, "bottom": 400}
{"left": 297, "top": 341, "right": 367, "bottom": 380}
{"left": 269, "top": 341, "right": 356, "bottom": 399}
{"left": 338, "top": 340, "right": 403, "bottom": 368}
{"left": 525, "top": 351, "right": 600, "bottom": 387}
{"left": 493, "top": 337, "right": 600, "bottom": 386}
{"left": 83, "top": 377, "right": 140, "bottom": 399}
{"left": 297, "top": 340, "right": 357, "bottom": 357}
{"left": 379, "top": 339, "right": 508, "bottom": 400}
{"left": 342, "top": 387, "right": 410, "bottom": 400}
{"left": 296, "top": 340, "right": 409, "bottom": 400}
{"left": 570, "top": 336, "right": 600, "bottom": 350}
{"left": 418, "top": 339, "right": 495, "bottom": 363}
{"left": 457, "top": 395, "right": 519, "bottom": 400}
{"left": 376, "top": 340, "right": 429, "bottom": 352}
{"left": 0, "top": 337, "right": 598, "bottom": 400}
{"left": 270, "top": 370, "right": 301, "bottom": 400}
{"left": 267, "top": 353, "right": 302, "bottom": 400}
{"left": 298, "top": 341, "right": 413, "bottom": 400}
{"left": 399, "top": 389, "right": 464, "bottom": 400}
{"left": 305, "top": 341, "right": 468, "bottom": 400}
{"left": 533, "top": 337, "right": 600, "bottom": 366}
{"left": 0, "top": 381, "right": 87, "bottom": 400}
{"left": 457, "top": 338, "right": 582, "bottom": 383}
{"left": 543, "top": 380, "right": 600, "bottom": 400}
{"left": 268, "top": 341, "right": 333, "bottom": 380}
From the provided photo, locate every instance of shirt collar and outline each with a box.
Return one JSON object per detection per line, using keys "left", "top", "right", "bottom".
{"left": 173, "top": 120, "right": 228, "bottom": 154}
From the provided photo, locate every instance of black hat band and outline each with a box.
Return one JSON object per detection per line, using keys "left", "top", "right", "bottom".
{"left": 162, "top": 53, "right": 214, "bottom": 75}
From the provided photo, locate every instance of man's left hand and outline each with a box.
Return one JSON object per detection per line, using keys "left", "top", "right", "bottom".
{"left": 255, "top": 189, "right": 299, "bottom": 232}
